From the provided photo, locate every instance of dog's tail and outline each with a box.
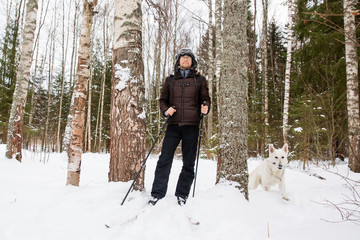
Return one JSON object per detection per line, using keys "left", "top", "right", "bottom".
{"left": 248, "top": 172, "right": 261, "bottom": 190}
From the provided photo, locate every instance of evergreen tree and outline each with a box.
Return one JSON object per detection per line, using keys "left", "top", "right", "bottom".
{"left": 291, "top": 0, "right": 349, "bottom": 161}
{"left": 0, "top": 18, "right": 20, "bottom": 143}
{"left": 267, "top": 21, "right": 287, "bottom": 145}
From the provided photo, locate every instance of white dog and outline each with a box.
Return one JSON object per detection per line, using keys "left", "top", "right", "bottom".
{"left": 249, "top": 143, "right": 289, "bottom": 200}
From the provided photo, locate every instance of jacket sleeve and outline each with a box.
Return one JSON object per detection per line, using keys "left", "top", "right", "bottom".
{"left": 159, "top": 79, "right": 170, "bottom": 117}
{"left": 200, "top": 76, "right": 211, "bottom": 115}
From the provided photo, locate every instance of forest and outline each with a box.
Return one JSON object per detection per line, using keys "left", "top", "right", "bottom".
{"left": 0, "top": 0, "right": 359, "bottom": 191}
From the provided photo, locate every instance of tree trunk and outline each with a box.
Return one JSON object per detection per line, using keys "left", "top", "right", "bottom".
{"left": 283, "top": 0, "right": 294, "bottom": 144}
{"left": 97, "top": 11, "right": 110, "bottom": 153}
{"left": 5, "top": 0, "right": 38, "bottom": 161}
{"left": 207, "top": 0, "right": 214, "bottom": 141}
{"left": 56, "top": 0, "right": 68, "bottom": 152}
{"left": 85, "top": 61, "right": 93, "bottom": 152}
{"left": 66, "top": 0, "right": 97, "bottom": 186}
{"left": 251, "top": 0, "right": 257, "bottom": 95}
{"left": 109, "top": 0, "right": 146, "bottom": 191}
{"left": 28, "top": 0, "right": 49, "bottom": 128}
{"left": 262, "top": 0, "right": 269, "bottom": 147}
{"left": 173, "top": 0, "right": 178, "bottom": 58}
{"left": 344, "top": 0, "right": 360, "bottom": 172}
{"left": 215, "top": 0, "right": 222, "bottom": 149}
{"left": 63, "top": 0, "right": 80, "bottom": 152}
{"left": 43, "top": 8, "right": 57, "bottom": 152}
{"left": 155, "top": 16, "right": 162, "bottom": 151}
{"left": 216, "top": 0, "right": 249, "bottom": 200}
{"left": 85, "top": 27, "right": 94, "bottom": 153}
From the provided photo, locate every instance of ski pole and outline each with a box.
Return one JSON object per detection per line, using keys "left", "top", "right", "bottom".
{"left": 192, "top": 101, "right": 206, "bottom": 198}
{"left": 121, "top": 114, "right": 171, "bottom": 205}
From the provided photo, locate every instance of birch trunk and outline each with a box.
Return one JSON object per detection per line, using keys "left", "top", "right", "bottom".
{"left": 56, "top": 0, "right": 68, "bottom": 152}
{"left": 62, "top": 0, "right": 80, "bottom": 152}
{"left": 97, "top": 12, "right": 110, "bottom": 152}
{"left": 85, "top": 26, "right": 94, "bottom": 153}
{"left": 282, "top": 0, "right": 294, "bottom": 144}
{"left": 66, "top": 0, "right": 97, "bottom": 186}
{"left": 43, "top": 9, "right": 57, "bottom": 152}
{"left": 109, "top": 0, "right": 146, "bottom": 190}
{"left": 85, "top": 61, "right": 93, "bottom": 152}
{"left": 344, "top": 0, "right": 360, "bottom": 172}
{"left": 155, "top": 16, "right": 162, "bottom": 151}
{"left": 28, "top": 0, "right": 49, "bottom": 128}
{"left": 28, "top": 30, "right": 40, "bottom": 128}
{"left": 262, "top": 0, "right": 269, "bottom": 148}
{"left": 215, "top": 0, "right": 222, "bottom": 129}
{"left": 207, "top": 0, "right": 214, "bottom": 141}
{"left": 173, "top": 0, "right": 178, "bottom": 58}
{"left": 5, "top": 0, "right": 38, "bottom": 161}
{"left": 216, "top": 0, "right": 249, "bottom": 199}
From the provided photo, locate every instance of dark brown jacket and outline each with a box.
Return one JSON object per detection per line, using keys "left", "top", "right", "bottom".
{"left": 159, "top": 69, "right": 211, "bottom": 126}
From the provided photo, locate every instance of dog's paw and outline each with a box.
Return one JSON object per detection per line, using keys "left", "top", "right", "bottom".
{"left": 282, "top": 196, "right": 290, "bottom": 201}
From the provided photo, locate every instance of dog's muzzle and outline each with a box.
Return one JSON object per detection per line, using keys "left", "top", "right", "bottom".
{"left": 278, "top": 164, "right": 283, "bottom": 170}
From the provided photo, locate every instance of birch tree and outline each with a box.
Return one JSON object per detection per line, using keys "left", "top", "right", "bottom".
{"left": 66, "top": 0, "right": 97, "bottom": 186}
{"left": 262, "top": 0, "right": 269, "bottom": 150}
{"left": 5, "top": 0, "right": 38, "bottom": 161}
{"left": 282, "top": 0, "right": 295, "bottom": 144}
{"left": 94, "top": 2, "right": 111, "bottom": 152}
{"left": 43, "top": 5, "right": 57, "bottom": 152}
{"left": 56, "top": 0, "right": 70, "bottom": 152}
{"left": 27, "top": 0, "right": 50, "bottom": 128}
{"left": 344, "top": 0, "right": 360, "bottom": 172}
{"left": 109, "top": 0, "right": 146, "bottom": 190}
{"left": 216, "top": 0, "right": 249, "bottom": 199}
{"left": 207, "top": 0, "right": 214, "bottom": 141}
{"left": 215, "top": 0, "right": 222, "bottom": 136}
{"left": 62, "top": 0, "right": 81, "bottom": 152}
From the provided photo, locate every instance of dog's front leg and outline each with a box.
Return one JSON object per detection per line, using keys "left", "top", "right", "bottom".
{"left": 279, "top": 179, "right": 289, "bottom": 201}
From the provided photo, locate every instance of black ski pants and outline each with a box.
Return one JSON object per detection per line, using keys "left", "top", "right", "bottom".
{"left": 151, "top": 124, "right": 199, "bottom": 199}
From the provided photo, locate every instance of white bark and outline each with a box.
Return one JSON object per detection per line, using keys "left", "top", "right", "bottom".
{"left": 344, "top": 0, "right": 360, "bottom": 172}
{"left": 262, "top": 0, "right": 269, "bottom": 146}
{"left": 6, "top": 0, "right": 38, "bottom": 161}
{"left": 98, "top": 10, "right": 110, "bottom": 152}
{"left": 282, "top": 0, "right": 295, "bottom": 144}
{"left": 44, "top": 8, "right": 57, "bottom": 152}
{"left": 66, "top": 0, "right": 97, "bottom": 186}
{"left": 63, "top": 0, "right": 81, "bottom": 152}
{"left": 207, "top": 0, "right": 214, "bottom": 141}
{"left": 215, "top": 0, "right": 222, "bottom": 120}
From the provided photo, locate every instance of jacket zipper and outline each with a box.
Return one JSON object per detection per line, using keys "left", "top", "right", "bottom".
{"left": 181, "top": 76, "right": 185, "bottom": 125}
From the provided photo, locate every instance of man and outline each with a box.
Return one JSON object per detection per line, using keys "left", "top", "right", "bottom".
{"left": 149, "top": 48, "right": 211, "bottom": 206}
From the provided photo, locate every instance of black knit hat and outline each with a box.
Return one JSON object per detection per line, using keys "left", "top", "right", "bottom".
{"left": 174, "top": 48, "right": 198, "bottom": 71}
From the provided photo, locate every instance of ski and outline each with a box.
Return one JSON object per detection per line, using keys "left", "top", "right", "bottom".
{"left": 105, "top": 203, "right": 151, "bottom": 228}
{"left": 187, "top": 216, "right": 200, "bottom": 225}
{"left": 105, "top": 201, "right": 200, "bottom": 228}
{"left": 181, "top": 205, "right": 200, "bottom": 226}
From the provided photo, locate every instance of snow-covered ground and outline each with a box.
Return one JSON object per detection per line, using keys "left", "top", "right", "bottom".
{"left": 0, "top": 144, "right": 359, "bottom": 240}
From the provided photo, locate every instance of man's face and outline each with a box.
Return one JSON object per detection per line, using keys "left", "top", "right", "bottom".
{"left": 179, "top": 55, "right": 192, "bottom": 70}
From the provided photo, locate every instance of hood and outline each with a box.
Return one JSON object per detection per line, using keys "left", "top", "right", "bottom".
{"left": 174, "top": 48, "right": 198, "bottom": 72}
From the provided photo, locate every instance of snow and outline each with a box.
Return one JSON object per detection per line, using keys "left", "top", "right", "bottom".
{"left": 1, "top": 144, "right": 359, "bottom": 240}
{"left": 138, "top": 110, "right": 146, "bottom": 120}
{"left": 114, "top": 64, "right": 131, "bottom": 91}
{"left": 294, "top": 127, "right": 303, "bottom": 132}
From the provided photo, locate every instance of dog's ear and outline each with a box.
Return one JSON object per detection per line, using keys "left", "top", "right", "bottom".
{"left": 269, "top": 144, "right": 275, "bottom": 154}
{"left": 282, "top": 143, "right": 288, "bottom": 153}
